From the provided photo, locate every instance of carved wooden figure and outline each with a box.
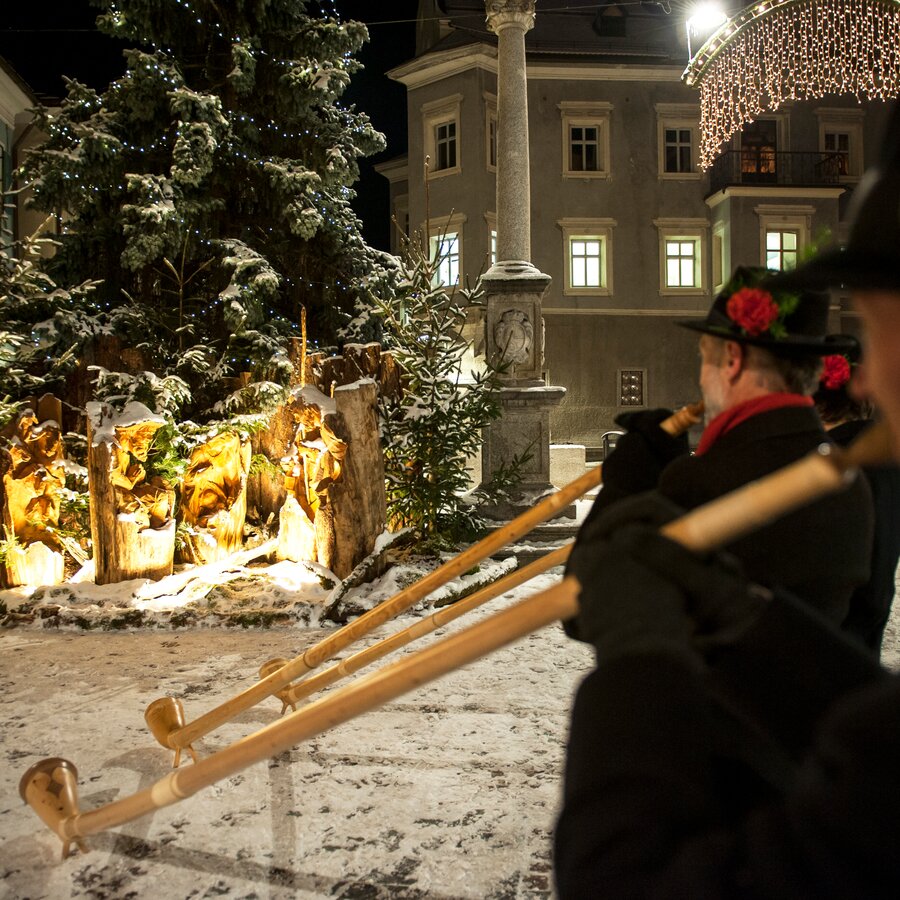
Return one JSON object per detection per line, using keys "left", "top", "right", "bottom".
{"left": 87, "top": 402, "right": 176, "bottom": 585}
{"left": 276, "top": 388, "right": 348, "bottom": 571}
{"left": 0, "top": 395, "right": 67, "bottom": 587}
{"left": 178, "top": 431, "right": 251, "bottom": 565}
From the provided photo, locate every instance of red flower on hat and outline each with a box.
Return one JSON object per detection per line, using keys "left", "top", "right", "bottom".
{"left": 821, "top": 354, "right": 852, "bottom": 390}
{"left": 725, "top": 287, "right": 780, "bottom": 337}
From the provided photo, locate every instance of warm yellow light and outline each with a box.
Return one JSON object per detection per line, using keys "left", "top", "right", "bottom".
{"left": 684, "top": 0, "right": 900, "bottom": 168}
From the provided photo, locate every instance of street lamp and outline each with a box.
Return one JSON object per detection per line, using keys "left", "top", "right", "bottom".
{"left": 685, "top": 1, "right": 728, "bottom": 60}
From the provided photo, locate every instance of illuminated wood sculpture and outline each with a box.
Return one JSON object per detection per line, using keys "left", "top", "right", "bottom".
{"left": 178, "top": 431, "right": 252, "bottom": 565}
{"left": 86, "top": 401, "right": 176, "bottom": 585}
{"left": 276, "top": 387, "right": 349, "bottom": 573}
{"left": 0, "top": 395, "right": 66, "bottom": 587}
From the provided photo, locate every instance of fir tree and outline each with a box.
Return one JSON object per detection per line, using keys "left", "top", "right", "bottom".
{"left": 16, "top": 0, "right": 386, "bottom": 418}
{"left": 372, "top": 238, "right": 522, "bottom": 547}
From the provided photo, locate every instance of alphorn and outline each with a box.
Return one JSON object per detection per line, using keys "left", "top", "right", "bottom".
{"left": 265, "top": 543, "right": 573, "bottom": 714}
{"left": 21, "top": 420, "right": 891, "bottom": 859}
{"left": 145, "top": 402, "right": 704, "bottom": 764}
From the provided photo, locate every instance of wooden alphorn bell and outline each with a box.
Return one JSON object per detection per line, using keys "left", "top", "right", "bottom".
{"left": 144, "top": 402, "right": 704, "bottom": 764}
{"left": 23, "top": 418, "right": 890, "bottom": 860}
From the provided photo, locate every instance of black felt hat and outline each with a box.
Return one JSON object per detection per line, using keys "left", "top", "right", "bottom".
{"left": 677, "top": 266, "right": 857, "bottom": 356}
{"left": 765, "top": 102, "right": 900, "bottom": 293}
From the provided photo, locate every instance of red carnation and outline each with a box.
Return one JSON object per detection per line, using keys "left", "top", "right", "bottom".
{"left": 821, "top": 354, "right": 852, "bottom": 390}
{"left": 725, "top": 287, "right": 780, "bottom": 337}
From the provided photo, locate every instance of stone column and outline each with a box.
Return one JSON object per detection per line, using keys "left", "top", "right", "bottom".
{"left": 479, "top": 1, "right": 570, "bottom": 518}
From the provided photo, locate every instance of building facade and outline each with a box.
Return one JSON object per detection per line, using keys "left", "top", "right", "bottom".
{"left": 380, "top": 0, "right": 893, "bottom": 450}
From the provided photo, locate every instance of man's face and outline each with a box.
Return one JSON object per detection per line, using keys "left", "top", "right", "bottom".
{"left": 852, "top": 290, "right": 900, "bottom": 459}
{"left": 698, "top": 335, "right": 728, "bottom": 423}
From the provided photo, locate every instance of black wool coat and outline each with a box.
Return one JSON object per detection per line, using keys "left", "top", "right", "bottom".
{"left": 555, "top": 591, "right": 899, "bottom": 900}
{"left": 580, "top": 406, "right": 874, "bottom": 625}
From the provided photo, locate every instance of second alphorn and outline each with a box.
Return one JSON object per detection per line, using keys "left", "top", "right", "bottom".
{"left": 21, "top": 420, "right": 890, "bottom": 858}
{"left": 264, "top": 543, "right": 573, "bottom": 714}
{"left": 145, "top": 402, "right": 704, "bottom": 763}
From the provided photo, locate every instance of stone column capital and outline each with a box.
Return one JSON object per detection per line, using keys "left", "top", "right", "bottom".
{"left": 485, "top": 0, "right": 536, "bottom": 34}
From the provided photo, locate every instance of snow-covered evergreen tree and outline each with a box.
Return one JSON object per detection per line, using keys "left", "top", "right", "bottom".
{"left": 16, "top": 0, "right": 386, "bottom": 417}
{"left": 372, "top": 239, "right": 521, "bottom": 546}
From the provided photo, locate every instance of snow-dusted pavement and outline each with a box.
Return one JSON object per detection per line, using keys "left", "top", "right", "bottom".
{"left": 3, "top": 554, "right": 900, "bottom": 900}
{"left": 1, "top": 567, "right": 593, "bottom": 900}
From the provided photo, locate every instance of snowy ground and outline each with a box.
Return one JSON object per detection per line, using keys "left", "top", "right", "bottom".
{"left": 0, "top": 555, "right": 592, "bottom": 900}
{"left": 2, "top": 525, "right": 898, "bottom": 900}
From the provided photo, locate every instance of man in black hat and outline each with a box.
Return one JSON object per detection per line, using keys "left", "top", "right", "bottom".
{"left": 572, "top": 266, "right": 872, "bottom": 627}
{"left": 554, "top": 103, "right": 900, "bottom": 898}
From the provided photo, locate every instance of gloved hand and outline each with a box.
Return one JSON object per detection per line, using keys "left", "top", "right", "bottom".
{"left": 595, "top": 409, "right": 691, "bottom": 505}
{"left": 563, "top": 492, "right": 691, "bottom": 655}
{"left": 564, "top": 492, "right": 770, "bottom": 660}
{"left": 614, "top": 407, "right": 691, "bottom": 467}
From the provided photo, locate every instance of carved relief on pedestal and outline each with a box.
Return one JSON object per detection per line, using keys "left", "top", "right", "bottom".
{"left": 494, "top": 308, "right": 534, "bottom": 368}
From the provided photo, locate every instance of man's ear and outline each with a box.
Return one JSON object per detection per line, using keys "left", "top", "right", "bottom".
{"left": 723, "top": 340, "right": 747, "bottom": 380}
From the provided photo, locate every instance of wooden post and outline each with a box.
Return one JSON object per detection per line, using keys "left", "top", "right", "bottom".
{"left": 87, "top": 403, "right": 176, "bottom": 585}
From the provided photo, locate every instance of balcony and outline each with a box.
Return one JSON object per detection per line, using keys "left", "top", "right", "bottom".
{"left": 708, "top": 150, "right": 845, "bottom": 194}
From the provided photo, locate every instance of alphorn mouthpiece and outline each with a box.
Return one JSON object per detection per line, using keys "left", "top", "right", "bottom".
{"left": 660, "top": 401, "right": 704, "bottom": 436}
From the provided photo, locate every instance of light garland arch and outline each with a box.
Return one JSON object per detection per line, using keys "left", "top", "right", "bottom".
{"left": 683, "top": 0, "right": 900, "bottom": 168}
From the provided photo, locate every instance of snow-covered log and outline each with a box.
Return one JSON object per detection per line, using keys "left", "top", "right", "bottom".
{"left": 87, "top": 402, "right": 175, "bottom": 585}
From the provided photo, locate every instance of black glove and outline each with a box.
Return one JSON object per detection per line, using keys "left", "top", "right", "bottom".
{"left": 593, "top": 410, "right": 691, "bottom": 506}
{"left": 614, "top": 407, "right": 691, "bottom": 467}
{"left": 563, "top": 493, "right": 692, "bottom": 657}
{"left": 627, "top": 528, "right": 771, "bottom": 654}
{"left": 564, "top": 492, "right": 769, "bottom": 660}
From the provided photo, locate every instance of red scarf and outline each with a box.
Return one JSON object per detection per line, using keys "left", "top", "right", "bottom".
{"left": 695, "top": 393, "right": 814, "bottom": 456}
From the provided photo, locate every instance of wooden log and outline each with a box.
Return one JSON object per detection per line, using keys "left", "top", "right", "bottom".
{"left": 87, "top": 403, "right": 175, "bottom": 585}
{"left": 329, "top": 381, "right": 387, "bottom": 578}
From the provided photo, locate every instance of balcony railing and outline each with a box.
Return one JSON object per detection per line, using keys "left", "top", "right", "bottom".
{"left": 708, "top": 150, "right": 845, "bottom": 193}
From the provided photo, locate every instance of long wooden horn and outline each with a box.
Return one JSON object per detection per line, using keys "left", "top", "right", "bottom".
{"left": 267, "top": 543, "right": 573, "bottom": 712}
{"left": 144, "top": 402, "right": 704, "bottom": 763}
{"left": 23, "top": 417, "right": 888, "bottom": 858}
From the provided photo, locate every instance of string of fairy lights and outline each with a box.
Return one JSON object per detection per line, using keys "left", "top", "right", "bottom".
{"left": 684, "top": 0, "right": 900, "bottom": 168}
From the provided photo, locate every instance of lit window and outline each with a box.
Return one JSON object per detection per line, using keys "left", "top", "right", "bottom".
{"left": 665, "top": 240, "right": 698, "bottom": 288}
{"left": 766, "top": 230, "right": 798, "bottom": 271}
{"left": 654, "top": 219, "right": 707, "bottom": 294}
{"left": 559, "top": 218, "right": 615, "bottom": 294}
{"left": 570, "top": 238, "right": 604, "bottom": 288}
{"left": 431, "top": 232, "right": 460, "bottom": 286}
{"left": 490, "top": 229, "right": 497, "bottom": 266}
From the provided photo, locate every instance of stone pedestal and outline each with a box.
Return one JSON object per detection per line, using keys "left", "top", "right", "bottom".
{"left": 479, "top": 269, "right": 571, "bottom": 519}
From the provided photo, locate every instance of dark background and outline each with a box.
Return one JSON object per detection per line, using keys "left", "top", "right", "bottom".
{"left": 0, "top": 1, "right": 420, "bottom": 251}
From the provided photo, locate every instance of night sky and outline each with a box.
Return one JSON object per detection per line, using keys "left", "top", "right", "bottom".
{"left": 0, "top": 1, "right": 420, "bottom": 251}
